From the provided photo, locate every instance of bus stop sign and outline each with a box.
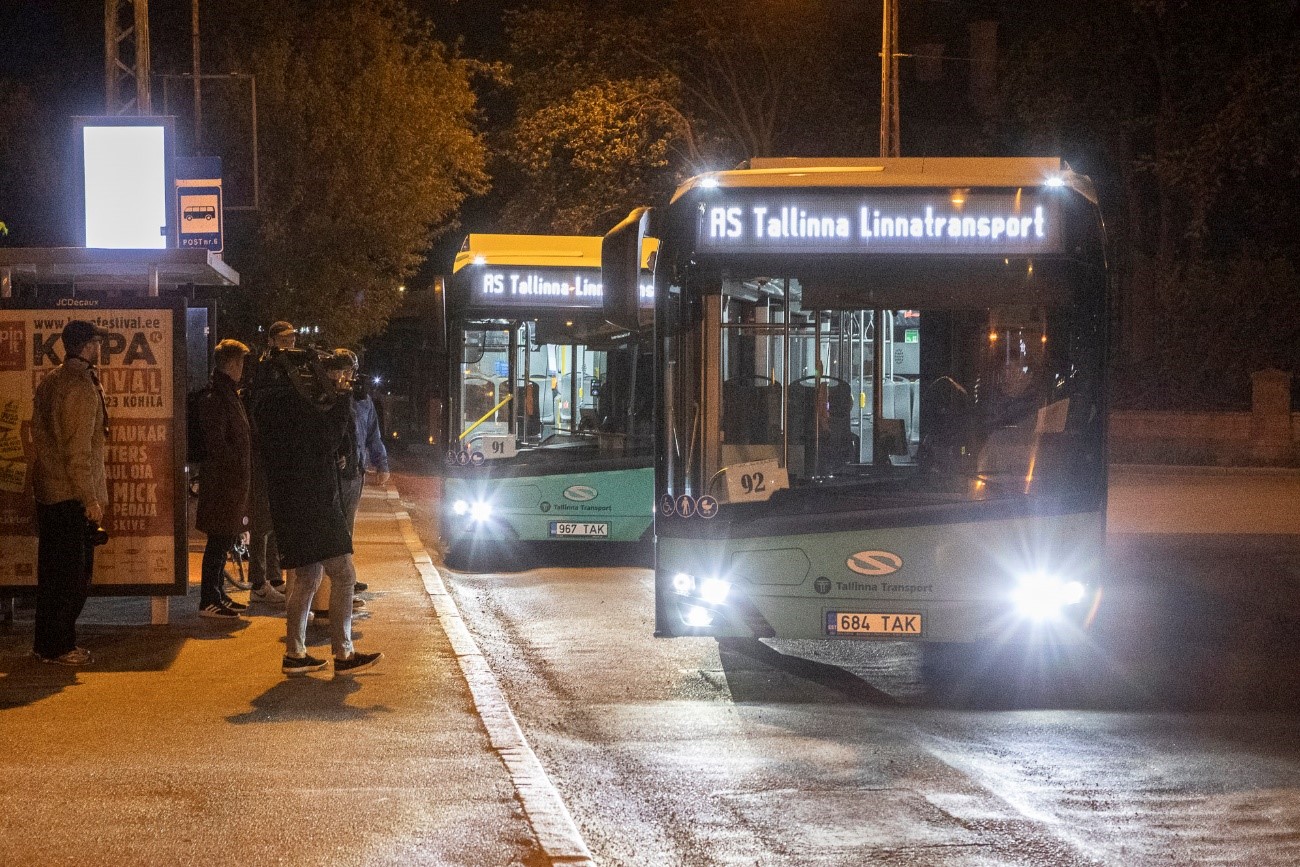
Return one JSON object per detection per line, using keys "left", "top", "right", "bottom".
{"left": 176, "top": 156, "right": 223, "bottom": 253}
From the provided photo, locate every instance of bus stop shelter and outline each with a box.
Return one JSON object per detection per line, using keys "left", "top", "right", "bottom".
{"left": 0, "top": 247, "right": 239, "bottom": 625}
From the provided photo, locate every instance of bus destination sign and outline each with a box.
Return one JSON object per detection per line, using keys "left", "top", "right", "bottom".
{"left": 697, "top": 190, "right": 1061, "bottom": 256}
{"left": 469, "top": 267, "right": 603, "bottom": 309}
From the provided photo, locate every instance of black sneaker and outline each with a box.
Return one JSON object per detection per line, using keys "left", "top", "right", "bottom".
{"left": 199, "top": 602, "right": 240, "bottom": 620}
{"left": 220, "top": 596, "right": 249, "bottom": 612}
{"left": 282, "top": 654, "right": 328, "bottom": 675}
{"left": 353, "top": 581, "right": 368, "bottom": 592}
{"left": 333, "top": 651, "right": 383, "bottom": 675}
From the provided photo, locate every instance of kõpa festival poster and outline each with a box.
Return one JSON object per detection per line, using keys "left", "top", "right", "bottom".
{"left": 0, "top": 301, "right": 187, "bottom": 594}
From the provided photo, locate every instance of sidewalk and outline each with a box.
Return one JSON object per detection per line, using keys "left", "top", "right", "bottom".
{"left": 0, "top": 486, "right": 544, "bottom": 866}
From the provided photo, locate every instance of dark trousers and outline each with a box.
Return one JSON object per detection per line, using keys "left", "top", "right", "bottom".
{"left": 248, "top": 529, "right": 281, "bottom": 589}
{"left": 34, "top": 500, "right": 94, "bottom": 659}
{"left": 201, "top": 533, "right": 238, "bottom": 607}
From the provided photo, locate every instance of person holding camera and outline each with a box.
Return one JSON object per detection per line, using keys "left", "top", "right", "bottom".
{"left": 196, "top": 339, "right": 253, "bottom": 620}
{"left": 30, "top": 320, "right": 110, "bottom": 666}
{"left": 250, "top": 348, "right": 383, "bottom": 676}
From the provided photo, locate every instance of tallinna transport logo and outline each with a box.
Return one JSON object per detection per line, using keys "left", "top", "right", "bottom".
{"left": 846, "top": 550, "right": 903, "bottom": 576}
{"left": 563, "top": 485, "right": 598, "bottom": 502}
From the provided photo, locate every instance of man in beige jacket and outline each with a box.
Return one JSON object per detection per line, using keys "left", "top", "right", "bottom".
{"left": 30, "top": 320, "right": 109, "bottom": 665}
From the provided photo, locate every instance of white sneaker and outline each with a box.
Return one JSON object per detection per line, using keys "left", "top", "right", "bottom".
{"left": 251, "top": 583, "right": 286, "bottom": 603}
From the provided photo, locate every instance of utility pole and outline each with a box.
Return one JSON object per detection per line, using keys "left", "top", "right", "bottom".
{"left": 105, "top": 0, "right": 152, "bottom": 115}
{"left": 879, "top": 0, "right": 900, "bottom": 158}
{"left": 191, "top": 0, "right": 202, "bottom": 148}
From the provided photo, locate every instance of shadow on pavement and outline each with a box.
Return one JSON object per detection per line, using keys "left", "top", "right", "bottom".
{"left": 717, "top": 637, "right": 898, "bottom": 705}
{"left": 227, "top": 674, "right": 393, "bottom": 725}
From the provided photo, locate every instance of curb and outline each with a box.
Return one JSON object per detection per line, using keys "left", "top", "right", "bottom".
{"left": 384, "top": 486, "right": 595, "bottom": 867}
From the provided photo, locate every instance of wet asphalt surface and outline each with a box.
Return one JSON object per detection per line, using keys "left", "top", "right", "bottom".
{"left": 399, "top": 463, "right": 1300, "bottom": 866}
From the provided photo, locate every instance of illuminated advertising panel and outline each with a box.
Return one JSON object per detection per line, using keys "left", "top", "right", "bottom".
{"left": 79, "top": 118, "right": 176, "bottom": 250}
{"left": 696, "top": 189, "right": 1061, "bottom": 256}
{"left": 468, "top": 266, "right": 604, "bottom": 309}
{"left": 0, "top": 300, "right": 188, "bottom": 595}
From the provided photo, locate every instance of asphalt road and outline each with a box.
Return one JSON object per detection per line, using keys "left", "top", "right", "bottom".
{"left": 398, "top": 465, "right": 1300, "bottom": 866}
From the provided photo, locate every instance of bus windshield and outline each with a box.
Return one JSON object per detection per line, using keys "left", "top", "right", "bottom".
{"left": 455, "top": 320, "right": 651, "bottom": 467}
{"left": 663, "top": 270, "right": 1105, "bottom": 513}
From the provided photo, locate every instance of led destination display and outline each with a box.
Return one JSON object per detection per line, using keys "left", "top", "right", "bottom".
{"left": 697, "top": 190, "right": 1061, "bottom": 256}
{"left": 468, "top": 267, "right": 604, "bottom": 309}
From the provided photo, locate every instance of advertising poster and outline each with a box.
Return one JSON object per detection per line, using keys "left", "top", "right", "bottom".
{"left": 0, "top": 301, "right": 187, "bottom": 594}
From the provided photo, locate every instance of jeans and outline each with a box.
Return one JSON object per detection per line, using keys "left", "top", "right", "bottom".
{"left": 286, "top": 554, "right": 356, "bottom": 660}
{"left": 34, "top": 500, "right": 94, "bottom": 659}
{"left": 200, "top": 532, "right": 238, "bottom": 607}
{"left": 248, "top": 529, "right": 282, "bottom": 589}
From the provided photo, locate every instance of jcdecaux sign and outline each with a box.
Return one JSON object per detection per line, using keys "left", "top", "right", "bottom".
{"left": 697, "top": 190, "right": 1061, "bottom": 256}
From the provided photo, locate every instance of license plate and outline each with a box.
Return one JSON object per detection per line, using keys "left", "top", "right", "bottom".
{"left": 549, "top": 521, "right": 609, "bottom": 537}
{"left": 826, "top": 611, "right": 922, "bottom": 636}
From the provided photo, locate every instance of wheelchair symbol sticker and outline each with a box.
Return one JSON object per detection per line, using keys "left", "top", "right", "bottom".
{"left": 659, "top": 494, "right": 676, "bottom": 517}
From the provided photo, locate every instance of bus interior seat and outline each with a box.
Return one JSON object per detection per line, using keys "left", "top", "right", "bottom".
{"left": 514, "top": 381, "right": 541, "bottom": 437}
{"left": 789, "top": 379, "right": 858, "bottom": 470}
{"left": 722, "top": 378, "right": 781, "bottom": 444}
{"left": 876, "top": 417, "right": 908, "bottom": 456}
{"left": 462, "top": 376, "right": 497, "bottom": 424}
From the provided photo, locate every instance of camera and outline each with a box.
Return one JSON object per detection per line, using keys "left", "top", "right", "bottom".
{"left": 85, "top": 520, "right": 109, "bottom": 547}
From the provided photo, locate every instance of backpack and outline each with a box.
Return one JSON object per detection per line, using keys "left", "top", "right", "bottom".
{"left": 186, "top": 386, "right": 211, "bottom": 464}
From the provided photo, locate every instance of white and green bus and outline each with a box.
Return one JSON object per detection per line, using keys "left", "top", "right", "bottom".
{"left": 442, "top": 234, "right": 654, "bottom": 569}
{"left": 604, "top": 158, "right": 1108, "bottom": 644}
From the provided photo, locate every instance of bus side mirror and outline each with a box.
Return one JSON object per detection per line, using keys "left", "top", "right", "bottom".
{"left": 602, "top": 207, "right": 654, "bottom": 331}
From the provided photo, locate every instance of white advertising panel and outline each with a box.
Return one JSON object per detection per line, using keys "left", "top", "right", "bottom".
{"left": 82, "top": 124, "right": 169, "bottom": 249}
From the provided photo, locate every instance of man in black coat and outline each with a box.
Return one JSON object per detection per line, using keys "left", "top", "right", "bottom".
{"left": 196, "top": 339, "right": 252, "bottom": 620}
{"left": 249, "top": 349, "right": 383, "bottom": 677}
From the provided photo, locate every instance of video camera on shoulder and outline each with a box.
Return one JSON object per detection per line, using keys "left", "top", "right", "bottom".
{"left": 273, "top": 347, "right": 340, "bottom": 412}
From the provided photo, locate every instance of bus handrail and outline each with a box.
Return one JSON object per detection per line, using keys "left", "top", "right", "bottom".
{"left": 459, "top": 393, "right": 514, "bottom": 441}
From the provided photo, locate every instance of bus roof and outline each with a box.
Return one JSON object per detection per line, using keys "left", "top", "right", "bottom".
{"left": 453, "top": 234, "right": 603, "bottom": 273}
{"left": 671, "top": 157, "right": 1095, "bottom": 203}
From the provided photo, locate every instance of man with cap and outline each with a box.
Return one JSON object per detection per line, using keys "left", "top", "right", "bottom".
{"left": 30, "top": 319, "right": 110, "bottom": 665}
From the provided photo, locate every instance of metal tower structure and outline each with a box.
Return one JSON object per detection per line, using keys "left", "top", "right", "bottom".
{"left": 105, "top": 0, "right": 152, "bottom": 115}
{"left": 879, "top": 0, "right": 900, "bottom": 158}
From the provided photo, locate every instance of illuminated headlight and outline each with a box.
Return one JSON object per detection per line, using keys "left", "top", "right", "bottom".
{"left": 1044, "top": 175, "right": 1066, "bottom": 188}
{"left": 698, "top": 577, "right": 731, "bottom": 605}
{"left": 672, "top": 572, "right": 696, "bottom": 595}
{"left": 469, "top": 501, "right": 493, "bottom": 523}
{"left": 1013, "top": 571, "right": 1087, "bottom": 620}
{"left": 451, "top": 499, "right": 469, "bottom": 516}
{"left": 683, "top": 605, "right": 715, "bottom": 628}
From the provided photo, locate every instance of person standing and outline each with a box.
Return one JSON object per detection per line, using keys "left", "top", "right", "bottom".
{"left": 245, "top": 321, "right": 297, "bottom": 603}
{"left": 196, "top": 340, "right": 253, "bottom": 620}
{"left": 30, "top": 320, "right": 109, "bottom": 666}
{"left": 308, "top": 350, "right": 369, "bottom": 621}
{"left": 250, "top": 349, "right": 383, "bottom": 676}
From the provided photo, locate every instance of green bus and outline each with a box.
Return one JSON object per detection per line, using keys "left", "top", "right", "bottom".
{"left": 441, "top": 234, "right": 654, "bottom": 569}
{"left": 604, "top": 158, "right": 1108, "bottom": 644}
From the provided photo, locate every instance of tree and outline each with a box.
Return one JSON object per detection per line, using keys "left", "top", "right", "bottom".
{"left": 0, "top": 79, "right": 66, "bottom": 246}
{"left": 1001, "top": 0, "right": 1300, "bottom": 409}
{"left": 208, "top": 0, "right": 488, "bottom": 346}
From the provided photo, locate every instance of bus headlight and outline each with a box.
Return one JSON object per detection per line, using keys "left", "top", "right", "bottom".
{"left": 683, "top": 605, "right": 715, "bottom": 628}
{"left": 672, "top": 572, "right": 696, "bottom": 595}
{"left": 452, "top": 499, "right": 469, "bottom": 516}
{"left": 469, "top": 501, "right": 493, "bottom": 523}
{"left": 698, "top": 577, "right": 731, "bottom": 605}
{"left": 1013, "top": 571, "right": 1087, "bottom": 620}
